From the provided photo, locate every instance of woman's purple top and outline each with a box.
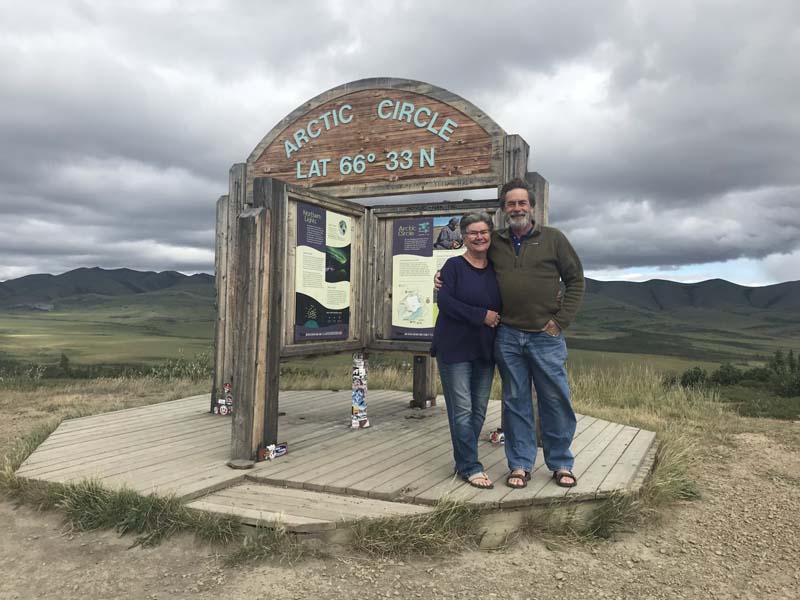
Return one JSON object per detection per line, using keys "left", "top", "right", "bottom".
{"left": 431, "top": 255, "right": 502, "bottom": 364}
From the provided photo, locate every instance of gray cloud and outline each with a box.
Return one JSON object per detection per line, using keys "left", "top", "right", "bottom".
{"left": 554, "top": 184, "right": 800, "bottom": 269}
{"left": 1, "top": 1, "right": 798, "bottom": 284}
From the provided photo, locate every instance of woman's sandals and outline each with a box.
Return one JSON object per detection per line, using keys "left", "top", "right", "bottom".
{"left": 553, "top": 469, "right": 577, "bottom": 488}
{"left": 506, "top": 470, "right": 531, "bottom": 489}
{"left": 465, "top": 472, "right": 494, "bottom": 489}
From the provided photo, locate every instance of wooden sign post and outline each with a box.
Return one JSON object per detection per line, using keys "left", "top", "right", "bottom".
{"left": 212, "top": 78, "right": 549, "bottom": 463}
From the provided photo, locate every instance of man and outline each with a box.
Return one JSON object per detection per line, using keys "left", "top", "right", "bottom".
{"left": 436, "top": 178, "right": 585, "bottom": 489}
{"left": 434, "top": 217, "right": 463, "bottom": 249}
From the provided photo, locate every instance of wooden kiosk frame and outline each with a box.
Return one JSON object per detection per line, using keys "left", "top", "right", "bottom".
{"left": 212, "top": 78, "right": 550, "bottom": 463}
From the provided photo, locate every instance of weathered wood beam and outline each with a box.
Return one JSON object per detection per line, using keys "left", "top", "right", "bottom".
{"left": 503, "top": 134, "right": 530, "bottom": 181}
{"left": 526, "top": 171, "right": 549, "bottom": 226}
{"left": 252, "top": 177, "right": 286, "bottom": 447}
{"left": 211, "top": 194, "right": 229, "bottom": 411}
{"left": 230, "top": 206, "right": 267, "bottom": 463}
{"left": 212, "top": 164, "right": 247, "bottom": 413}
{"left": 494, "top": 134, "right": 530, "bottom": 230}
{"left": 411, "top": 355, "right": 438, "bottom": 408}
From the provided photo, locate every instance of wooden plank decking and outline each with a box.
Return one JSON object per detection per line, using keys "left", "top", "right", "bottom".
{"left": 16, "top": 390, "right": 657, "bottom": 532}
{"left": 186, "top": 484, "right": 433, "bottom": 532}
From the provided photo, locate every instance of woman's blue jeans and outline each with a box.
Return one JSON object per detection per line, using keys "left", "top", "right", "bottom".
{"left": 437, "top": 358, "right": 495, "bottom": 479}
{"left": 495, "top": 324, "right": 576, "bottom": 473}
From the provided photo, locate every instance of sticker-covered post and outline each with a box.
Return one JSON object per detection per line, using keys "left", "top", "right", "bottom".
{"left": 351, "top": 352, "right": 369, "bottom": 428}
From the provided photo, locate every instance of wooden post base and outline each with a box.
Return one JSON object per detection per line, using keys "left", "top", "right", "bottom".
{"left": 411, "top": 355, "right": 437, "bottom": 409}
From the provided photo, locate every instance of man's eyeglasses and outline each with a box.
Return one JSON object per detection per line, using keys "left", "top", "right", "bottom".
{"left": 464, "top": 230, "right": 491, "bottom": 238}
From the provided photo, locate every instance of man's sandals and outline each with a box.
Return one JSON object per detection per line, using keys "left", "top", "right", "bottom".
{"left": 505, "top": 470, "right": 578, "bottom": 489}
{"left": 553, "top": 469, "right": 578, "bottom": 488}
{"left": 506, "top": 470, "right": 531, "bottom": 489}
{"left": 464, "top": 472, "right": 494, "bottom": 489}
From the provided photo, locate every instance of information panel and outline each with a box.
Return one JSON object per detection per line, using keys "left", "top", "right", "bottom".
{"left": 294, "top": 202, "right": 352, "bottom": 342}
{"left": 390, "top": 216, "right": 465, "bottom": 340}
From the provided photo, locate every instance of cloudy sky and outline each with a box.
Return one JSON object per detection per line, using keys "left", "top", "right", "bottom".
{"left": 1, "top": 1, "right": 798, "bottom": 286}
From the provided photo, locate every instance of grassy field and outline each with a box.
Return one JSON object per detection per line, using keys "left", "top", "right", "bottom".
{"left": 0, "top": 289, "right": 213, "bottom": 365}
{"left": 0, "top": 282, "right": 796, "bottom": 381}
{"left": 0, "top": 310, "right": 722, "bottom": 374}
{"left": 569, "top": 295, "right": 799, "bottom": 364}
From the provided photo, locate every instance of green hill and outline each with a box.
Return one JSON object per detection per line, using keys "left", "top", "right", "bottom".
{"left": 0, "top": 268, "right": 797, "bottom": 367}
{"left": 586, "top": 278, "right": 800, "bottom": 311}
{"left": 0, "top": 267, "right": 213, "bottom": 309}
{"left": 569, "top": 282, "right": 799, "bottom": 363}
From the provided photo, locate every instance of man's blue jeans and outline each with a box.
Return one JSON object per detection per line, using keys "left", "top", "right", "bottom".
{"left": 437, "top": 359, "right": 494, "bottom": 479}
{"left": 495, "top": 324, "right": 576, "bottom": 473}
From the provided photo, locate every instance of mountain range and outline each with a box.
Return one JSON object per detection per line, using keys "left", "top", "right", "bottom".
{"left": 1, "top": 267, "right": 798, "bottom": 313}
{"left": 0, "top": 268, "right": 214, "bottom": 309}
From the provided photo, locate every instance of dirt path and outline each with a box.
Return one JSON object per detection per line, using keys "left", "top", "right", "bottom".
{"left": 2, "top": 421, "right": 797, "bottom": 600}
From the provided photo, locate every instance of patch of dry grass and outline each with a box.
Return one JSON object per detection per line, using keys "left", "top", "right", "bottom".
{"left": 280, "top": 366, "right": 415, "bottom": 393}
{"left": 569, "top": 364, "right": 742, "bottom": 441}
{"left": 58, "top": 479, "right": 241, "bottom": 548}
{"left": 222, "top": 521, "right": 320, "bottom": 565}
{"left": 0, "top": 418, "right": 65, "bottom": 509}
{"left": 349, "top": 499, "right": 481, "bottom": 557}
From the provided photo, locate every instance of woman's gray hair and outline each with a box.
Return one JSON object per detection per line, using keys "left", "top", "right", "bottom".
{"left": 459, "top": 211, "right": 494, "bottom": 235}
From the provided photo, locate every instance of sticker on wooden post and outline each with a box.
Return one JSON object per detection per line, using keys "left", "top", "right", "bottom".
{"left": 351, "top": 352, "right": 369, "bottom": 429}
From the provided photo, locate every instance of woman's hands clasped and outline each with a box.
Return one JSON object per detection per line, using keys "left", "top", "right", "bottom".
{"left": 484, "top": 310, "right": 501, "bottom": 328}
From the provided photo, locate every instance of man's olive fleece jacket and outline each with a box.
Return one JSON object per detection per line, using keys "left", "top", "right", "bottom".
{"left": 488, "top": 225, "right": 585, "bottom": 331}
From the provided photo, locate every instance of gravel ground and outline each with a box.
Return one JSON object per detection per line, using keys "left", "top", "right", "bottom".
{"left": 2, "top": 425, "right": 798, "bottom": 600}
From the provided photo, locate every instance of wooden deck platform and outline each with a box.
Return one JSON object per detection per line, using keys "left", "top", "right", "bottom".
{"left": 16, "top": 390, "right": 656, "bottom": 534}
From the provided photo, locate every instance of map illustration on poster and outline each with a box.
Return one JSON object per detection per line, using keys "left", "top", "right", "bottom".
{"left": 391, "top": 216, "right": 465, "bottom": 340}
{"left": 294, "top": 202, "right": 352, "bottom": 342}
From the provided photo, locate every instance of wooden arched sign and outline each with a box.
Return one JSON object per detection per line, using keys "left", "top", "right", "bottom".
{"left": 246, "top": 78, "right": 508, "bottom": 199}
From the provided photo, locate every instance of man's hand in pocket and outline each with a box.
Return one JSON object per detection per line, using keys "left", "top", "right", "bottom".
{"left": 543, "top": 319, "right": 561, "bottom": 336}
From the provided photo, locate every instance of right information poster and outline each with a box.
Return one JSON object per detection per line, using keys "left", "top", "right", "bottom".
{"left": 390, "top": 216, "right": 465, "bottom": 340}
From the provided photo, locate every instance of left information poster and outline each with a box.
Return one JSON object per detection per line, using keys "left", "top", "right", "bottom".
{"left": 294, "top": 202, "right": 352, "bottom": 342}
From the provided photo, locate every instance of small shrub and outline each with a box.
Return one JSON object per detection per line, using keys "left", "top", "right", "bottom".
{"left": 772, "top": 372, "right": 800, "bottom": 398}
{"left": 59, "top": 353, "right": 72, "bottom": 376}
{"left": 710, "top": 363, "right": 742, "bottom": 386}
{"left": 680, "top": 367, "right": 707, "bottom": 388}
{"left": 741, "top": 366, "right": 772, "bottom": 382}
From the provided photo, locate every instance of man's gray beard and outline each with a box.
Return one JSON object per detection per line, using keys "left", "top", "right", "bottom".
{"left": 508, "top": 213, "right": 532, "bottom": 232}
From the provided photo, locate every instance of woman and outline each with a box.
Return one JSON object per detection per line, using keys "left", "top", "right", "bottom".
{"left": 431, "top": 212, "right": 502, "bottom": 489}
